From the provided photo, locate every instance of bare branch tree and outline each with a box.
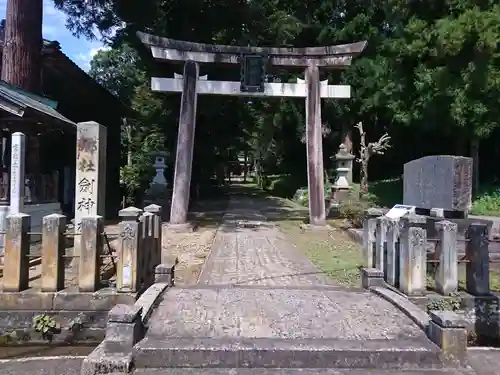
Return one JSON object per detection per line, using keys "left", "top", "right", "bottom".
{"left": 355, "top": 122, "right": 391, "bottom": 197}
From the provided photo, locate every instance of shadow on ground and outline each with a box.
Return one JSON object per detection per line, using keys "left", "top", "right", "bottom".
{"left": 188, "top": 184, "right": 308, "bottom": 230}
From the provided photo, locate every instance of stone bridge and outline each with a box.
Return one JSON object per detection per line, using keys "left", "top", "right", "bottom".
{"left": 74, "top": 191, "right": 478, "bottom": 375}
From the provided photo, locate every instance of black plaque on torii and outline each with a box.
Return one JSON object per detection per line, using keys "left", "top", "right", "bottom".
{"left": 240, "top": 54, "right": 267, "bottom": 93}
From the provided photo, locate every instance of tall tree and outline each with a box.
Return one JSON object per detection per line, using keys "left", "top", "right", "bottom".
{"left": 2, "top": 0, "right": 43, "bottom": 92}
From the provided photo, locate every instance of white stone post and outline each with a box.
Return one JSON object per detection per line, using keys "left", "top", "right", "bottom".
{"left": 10, "top": 132, "right": 26, "bottom": 214}
{"left": 375, "top": 216, "right": 389, "bottom": 272}
{"left": 435, "top": 220, "right": 458, "bottom": 295}
{"left": 74, "top": 122, "right": 107, "bottom": 241}
{"left": 385, "top": 218, "right": 400, "bottom": 286}
{"left": 399, "top": 214, "right": 427, "bottom": 295}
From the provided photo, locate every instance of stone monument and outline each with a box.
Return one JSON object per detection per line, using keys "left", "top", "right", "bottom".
{"left": 9, "top": 132, "right": 25, "bottom": 215}
{"left": 74, "top": 122, "right": 107, "bottom": 235}
{"left": 403, "top": 155, "right": 472, "bottom": 217}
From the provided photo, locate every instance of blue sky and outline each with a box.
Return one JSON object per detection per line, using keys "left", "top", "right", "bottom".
{"left": 0, "top": 0, "right": 107, "bottom": 71}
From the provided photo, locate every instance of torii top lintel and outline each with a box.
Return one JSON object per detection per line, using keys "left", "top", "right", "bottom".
{"left": 137, "top": 31, "right": 367, "bottom": 68}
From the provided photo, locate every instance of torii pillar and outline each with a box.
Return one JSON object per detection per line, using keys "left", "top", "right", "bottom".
{"left": 169, "top": 60, "right": 199, "bottom": 228}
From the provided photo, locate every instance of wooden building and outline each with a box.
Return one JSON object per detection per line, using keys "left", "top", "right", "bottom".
{"left": 0, "top": 38, "right": 123, "bottom": 229}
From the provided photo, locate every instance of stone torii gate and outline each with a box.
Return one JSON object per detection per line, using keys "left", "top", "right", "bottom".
{"left": 137, "top": 32, "right": 367, "bottom": 227}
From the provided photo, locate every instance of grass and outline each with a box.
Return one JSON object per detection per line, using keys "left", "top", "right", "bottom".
{"left": 272, "top": 199, "right": 363, "bottom": 288}
{"left": 470, "top": 183, "right": 500, "bottom": 216}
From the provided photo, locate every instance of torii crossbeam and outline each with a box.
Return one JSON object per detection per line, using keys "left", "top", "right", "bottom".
{"left": 138, "top": 31, "right": 367, "bottom": 228}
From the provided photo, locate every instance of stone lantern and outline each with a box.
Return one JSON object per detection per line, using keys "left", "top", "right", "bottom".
{"left": 144, "top": 151, "right": 171, "bottom": 210}
{"left": 333, "top": 143, "right": 355, "bottom": 202}
{"left": 151, "top": 152, "right": 168, "bottom": 187}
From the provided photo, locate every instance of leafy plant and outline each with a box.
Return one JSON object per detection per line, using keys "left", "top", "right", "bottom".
{"left": 338, "top": 199, "right": 371, "bottom": 228}
{"left": 69, "top": 313, "right": 86, "bottom": 332}
{"left": 426, "top": 295, "right": 462, "bottom": 312}
{"left": 32, "top": 314, "right": 60, "bottom": 341}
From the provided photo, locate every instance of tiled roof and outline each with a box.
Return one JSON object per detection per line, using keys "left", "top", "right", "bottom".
{"left": 0, "top": 80, "right": 76, "bottom": 128}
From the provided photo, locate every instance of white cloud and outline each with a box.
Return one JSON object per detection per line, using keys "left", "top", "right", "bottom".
{"left": 75, "top": 44, "right": 111, "bottom": 71}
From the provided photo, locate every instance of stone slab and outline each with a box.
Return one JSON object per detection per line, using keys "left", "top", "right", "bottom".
{"left": 468, "top": 349, "right": 500, "bottom": 375}
{"left": 135, "top": 282, "right": 170, "bottom": 324}
{"left": 0, "top": 310, "right": 107, "bottom": 329}
{"left": 370, "top": 286, "right": 431, "bottom": 331}
{"left": 430, "top": 311, "right": 467, "bottom": 328}
{"left": 147, "top": 287, "right": 425, "bottom": 339}
{"left": 0, "top": 357, "right": 84, "bottom": 375}
{"left": 403, "top": 156, "right": 472, "bottom": 212}
{"left": 0, "top": 289, "right": 136, "bottom": 310}
{"left": 134, "top": 336, "right": 441, "bottom": 369}
{"left": 81, "top": 341, "right": 133, "bottom": 375}
{"left": 108, "top": 304, "right": 141, "bottom": 323}
{"left": 133, "top": 369, "right": 477, "bottom": 375}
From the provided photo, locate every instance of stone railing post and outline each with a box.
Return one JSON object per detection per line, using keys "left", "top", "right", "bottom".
{"left": 363, "top": 208, "right": 383, "bottom": 268}
{"left": 41, "top": 213, "right": 67, "bottom": 292}
{"left": 155, "top": 263, "right": 176, "bottom": 286}
{"left": 144, "top": 204, "right": 162, "bottom": 271}
{"left": 117, "top": 206, "right": 143, "bottom": 293}
{"left": 386, "top": 217, "right": 400, "bottom": 287}
{"left": 141, "top": 212, "right": 154, "bottom": 286}
{"left": 105, "top": 304, "right": 144, "bottom": 347}
{"left": 3, "top": 213, "right": 30, "bottom": 292}
{"left": 78, "top": 216, "right": 103, "bottom": 292}
{"left": 466, "top": 223, "right": 489, "bottom": 296}
{"left": 435, "top": 220, "right": 458, "bottom": 295}
{"left": 375, "top": 216, "right": 389, "bottom": 272}
{"left": 399, "top": 214, "right": 427, "bottom": 295}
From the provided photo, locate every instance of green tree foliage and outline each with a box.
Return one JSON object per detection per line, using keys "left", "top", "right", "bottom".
{"left": 57, "top": 0, "right": 500, "bottom": 193}
{"left": 89, "top": 44, "right": 167, "bottom": 204}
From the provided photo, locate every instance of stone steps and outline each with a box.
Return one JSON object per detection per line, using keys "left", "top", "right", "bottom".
{"left": 132, "top": 368, "right": 476, "bottom": 375}
{"left": 134, "top": 336, "right": 443, "bottom": 369}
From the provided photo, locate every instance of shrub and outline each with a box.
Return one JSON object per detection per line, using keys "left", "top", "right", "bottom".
{"left": 269, "top": 174, "right": 305, "bottom": 198}
{"left": 293, "top": 188, "right": 308, "bottom": 206}
{"left": 338, "top": 199, "right": 372, "bottom": 228}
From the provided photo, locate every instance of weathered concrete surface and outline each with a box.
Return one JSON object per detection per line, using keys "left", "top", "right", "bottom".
{"left": 0, "top": 356, "right": 84, "bottom": 375}
{"left": 139, "top": 193, "right": 441, "bottom": 369}
{"left": 148, "top": 286, "right": 424, "bottom": 339}
{"left": 133, "top": 369, "right": 477, "bottom": 375}
{"left": 197, "top": 196, "right": 334, "bottom": 286}
{"left": 467, "top": 349, "right": 500, "bottom": 375}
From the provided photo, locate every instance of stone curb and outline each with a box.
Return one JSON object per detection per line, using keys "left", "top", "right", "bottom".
{"left": 81, "top": 272, "right": 175, "bottom": 375}
{"left": 135, "top": 282, "right": 170, "bottom": 324}
{"left": 370, "top": 286, "right": 431, "bottom": 331}
{"left": 134, "top": 336, "right": 442, "bottom": 369}
{"left": 370, "top": 286, "right": 469, "bottom": 367}
{"left": 345, "top": 228, "right": 363, "bottom": 245}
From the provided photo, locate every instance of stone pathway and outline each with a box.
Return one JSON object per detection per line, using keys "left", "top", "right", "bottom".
{"left": 467, "top": 349, "right": 500, "bottom": 375}
{"left": 197, "top": 196, "right": 332, "bottom": 286}
{"left": 141, "top": 191, "right": 441, "bottom": 371}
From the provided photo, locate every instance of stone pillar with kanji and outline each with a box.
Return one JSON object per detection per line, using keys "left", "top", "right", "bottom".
{"left": 74, "top": 122, "right": 107, "bottom": 241}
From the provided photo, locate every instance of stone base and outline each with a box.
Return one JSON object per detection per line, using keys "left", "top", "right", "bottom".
{"left": 361, "top": 267, "right": 384, "bottom": 289}
{"left": 300, "top": 223, "right": 333, "bottom": 232}
{"left": 166, "top": 222, "right": 195, "bottom": 233}
{"left": 0, "top": 288, "right": 138, "bottom": 345}
{"left": 333, "top": 187, "right": 350, "bottom": 203}
{"left": 427, "top": 311, "right": 468, "bottom": 366}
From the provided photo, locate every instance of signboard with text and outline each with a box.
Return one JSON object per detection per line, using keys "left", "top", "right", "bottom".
{"left": 240, "top": 54, "right": 266, "bottom": 93}
{"left": 385, "top": 204, "right": 416, "bottom": 219}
